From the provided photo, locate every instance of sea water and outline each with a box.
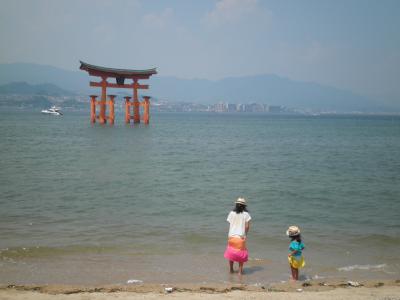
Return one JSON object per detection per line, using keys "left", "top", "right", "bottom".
{"left": 0, "top": 110, "right": 399, "bottom": 285}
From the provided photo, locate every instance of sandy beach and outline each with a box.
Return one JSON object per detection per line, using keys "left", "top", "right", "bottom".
{"left": 1, "top": 279, "right": 399, "bottom": 300}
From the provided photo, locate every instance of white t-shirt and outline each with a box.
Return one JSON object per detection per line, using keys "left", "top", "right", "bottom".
{"left": 227, "top": 211, "right": 251, "bottom": 237}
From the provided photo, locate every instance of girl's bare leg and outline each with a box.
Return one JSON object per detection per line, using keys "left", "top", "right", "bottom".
{"left": 238, "top": 262, "right": 244, "bottom": 275}
{"left": 290, "top": 266, "right": 298, "bottom": 280}
{"left": 229, "top": 261, "right": 234, "bottom": 273}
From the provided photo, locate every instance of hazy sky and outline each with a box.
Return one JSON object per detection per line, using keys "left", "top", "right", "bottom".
{"left": 0, "top": 0, "right": 399, "bottom": 103}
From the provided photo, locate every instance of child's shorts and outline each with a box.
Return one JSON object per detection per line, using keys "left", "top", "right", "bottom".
{"left": 288, "top": 255, "right": 305, "bottom": 269}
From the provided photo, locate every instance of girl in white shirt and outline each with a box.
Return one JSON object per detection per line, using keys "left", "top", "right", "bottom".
{"left": 223, "top": 197, "right": 251, "bottom": 275}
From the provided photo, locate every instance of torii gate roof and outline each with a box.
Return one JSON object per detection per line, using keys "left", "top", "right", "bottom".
{"left": 80, "top": 61, "right": 157, "bottom": 79}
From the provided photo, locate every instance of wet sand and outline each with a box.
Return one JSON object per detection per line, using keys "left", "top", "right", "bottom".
{"left": 1, "top": 279, "right": 399, "bottom": 300}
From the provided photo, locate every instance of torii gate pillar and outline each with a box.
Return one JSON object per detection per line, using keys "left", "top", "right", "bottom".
{"left": 133, "top": 79, "right": 140, "bottom": 123}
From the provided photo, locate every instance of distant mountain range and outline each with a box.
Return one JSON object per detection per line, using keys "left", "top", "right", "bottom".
{"left": 0, "top": 81, "right": 82, "bottom": 109}
{"left": 0, "top": 63, "right": 396, "bottom": 112}
{"left": 0, "top": 81, "right": 75, "bottom": 96}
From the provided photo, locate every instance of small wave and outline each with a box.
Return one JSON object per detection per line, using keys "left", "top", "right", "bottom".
{"left": 127, "top": 279, "right": 143, "bottom": 284}
{"left": 0, "top": 245, "right": 118, "bottom": 259}
{"left": 338, "top": 264, "right": 386, "bottom": 272}
{"left": 249, "top": 257, "right": 265, "bottom": 261}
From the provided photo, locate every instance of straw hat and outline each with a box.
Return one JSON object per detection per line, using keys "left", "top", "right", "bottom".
{"left": 235, "top": 197, "right": 247, "bottom": 206}
{"left": 286, "top": 225, "right": 301, "bottom": 237}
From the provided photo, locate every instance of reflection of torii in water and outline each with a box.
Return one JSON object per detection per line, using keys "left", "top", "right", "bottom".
{"left": 79, "top": 61, "right": 157, "bottom": 125}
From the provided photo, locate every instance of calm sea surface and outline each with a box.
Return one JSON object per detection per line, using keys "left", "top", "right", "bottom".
{"left": 0, "top": 110, "right": 399, "bottom": 285}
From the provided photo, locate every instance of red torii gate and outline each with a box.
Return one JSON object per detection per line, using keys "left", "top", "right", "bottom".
{"left": 79, "top": 61, "right": 157, "bottom": 124}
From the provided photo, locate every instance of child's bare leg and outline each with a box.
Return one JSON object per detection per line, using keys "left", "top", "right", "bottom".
{"left": 229, "top": 261, "right": 234, "bottom": 273}
{"left": 238, "top": 262, "right": 244, "bottom": 275}
{"left": 290, "top": 266, "right": 298, "bottom": 280}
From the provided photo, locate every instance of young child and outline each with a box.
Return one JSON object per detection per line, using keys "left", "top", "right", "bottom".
{"left": 286, "top": 225, "right": 305, "bottom": 281}
{"left": 224, "top": 197, "right": 251, "bottom": 275}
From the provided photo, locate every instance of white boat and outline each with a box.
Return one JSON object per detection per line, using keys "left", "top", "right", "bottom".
{"left": 41, "top": 106, "right": 63, "bottom": 115}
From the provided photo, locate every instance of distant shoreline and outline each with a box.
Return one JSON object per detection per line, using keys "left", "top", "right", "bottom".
{"left": 1, "top": 107, "right": 400, "bottom": 116}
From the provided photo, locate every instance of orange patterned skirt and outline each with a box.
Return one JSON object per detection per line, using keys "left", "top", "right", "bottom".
{"left": 224, "top": 236, "right": 249, "bottom": 263}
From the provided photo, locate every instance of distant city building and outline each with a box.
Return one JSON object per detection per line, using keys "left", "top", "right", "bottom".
{"left": 227, "top": 103, "right": 236, "bottom": 112}
{"left": 248, "top": 103, "right": 265, "bottom": 112}
{"left": 214, "top": 102, "right": 226, "bottom": 112}
{"left": 236, "top": 104, "right": 245, "bottom": 112}
{"left": 268, "top": 105, "right": 283, "bottom": 113}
